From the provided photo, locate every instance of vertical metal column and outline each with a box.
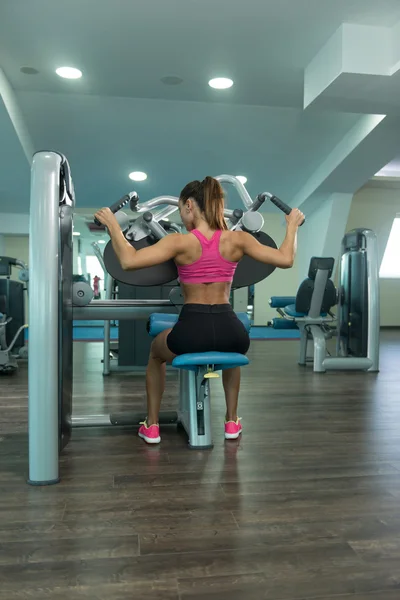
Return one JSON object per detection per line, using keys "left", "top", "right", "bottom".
{"left": 364, "top": 230, "right": 380, "bottom": 371}
{"left": 28, "top": 152, "right": 62, "bottom": 485}
{"left": 102, "top": 275, "right": 114, "bottom": 376}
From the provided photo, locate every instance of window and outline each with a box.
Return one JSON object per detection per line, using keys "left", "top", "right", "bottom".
{"left": 86, "top": 255, "right": 105, "bottom": 288}
{"left": 379, "top": 215, "right": 400, "bottom": 279}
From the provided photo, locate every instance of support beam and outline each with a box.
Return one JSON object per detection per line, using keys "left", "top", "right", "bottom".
{"left": 0, "top": 68, "right": 35, "bottom": 163}
{"left": 294, "top": 115, "right": 400, "bottom": 215}
{"left": 297, "top": 193, "right": 352, "bottom": 281}
{"left": 304, "top": 22, "right": 400, "bottom": 113}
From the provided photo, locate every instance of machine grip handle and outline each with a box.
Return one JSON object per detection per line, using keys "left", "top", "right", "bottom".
{"left": 269, "top": 195, "right": 305, "bottom": 226}
{"left": 252, "top": 194, "right": 266, "bottom": 212}
{"left": 94, "top": 192, "right": 138, "bottom": 226}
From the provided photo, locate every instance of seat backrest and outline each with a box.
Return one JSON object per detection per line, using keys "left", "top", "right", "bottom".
{"left": 296, "top": 257, "right": 337, "bottom": 317}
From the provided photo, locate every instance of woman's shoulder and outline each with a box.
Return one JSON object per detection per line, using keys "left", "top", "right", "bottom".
{"left": 221, "top": 229, "right": 246, "bottom": 240}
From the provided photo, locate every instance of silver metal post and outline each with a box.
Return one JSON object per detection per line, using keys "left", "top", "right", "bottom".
{"left": 364, "top": 230, "right": 380, "bottom": 371}
{"left": 134, "top": 194, "right": 235, "bottom": 219}
{"left": 102, "top": 275, "right": 114, "bottom": 376}
{"left": 215, "top": 174, "right": 253, "bottom": 210}
{"left": 28, "top": 152, "right": 62, "bottom": 485}
{"left": 308, "top": 269, "right": 329, "bottom": 319}
{"left": 73, "top": 300, "right": 176, "bottom": 321}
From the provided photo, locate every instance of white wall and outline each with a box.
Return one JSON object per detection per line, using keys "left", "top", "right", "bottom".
{"left": 0, "top": 213, "right": 29, "bottom": 235}
{"left": 297, "top": 193, "right": 352, "bottom": 282}
{"left": 346, "top": 183, "right": 400, "bottom": 326}
{"left": 254, "top": 214, "right": 299, "bottom": 325}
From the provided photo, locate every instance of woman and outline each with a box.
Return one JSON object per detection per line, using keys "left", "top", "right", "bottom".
{"left": 95, "top": 177, "right": 304, "bottom": 444}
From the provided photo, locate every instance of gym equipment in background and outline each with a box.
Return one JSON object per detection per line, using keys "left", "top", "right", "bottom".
{"left": 0, "top": 257, "right": 29, "bottom": 373}
{"left": 28, "top": 151, "right": 291, "bottom": 484}
{"left": 269, "top": 230, "right": 380, "bottom": 373}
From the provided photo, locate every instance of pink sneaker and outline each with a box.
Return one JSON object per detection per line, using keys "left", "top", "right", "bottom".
{"left": 138, "top": 421, "right": 161, "bottom": 444}
{"left": 225, "top": 418, "right": 242, "bottom": 440}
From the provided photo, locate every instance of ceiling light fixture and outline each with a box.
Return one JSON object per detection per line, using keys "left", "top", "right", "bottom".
{"left": 161, "top": 76, "right": 183, "bottom": 86}
{"left": 236, "top": 175, "right": 247, "bottom": 185}
{"left": 208, "top": 77, "right": 234, "bottom": 90}
{"left": 98, "top": 240, "right": 106, "bottom": 244}
{"left": 20, "top": 66, "right": 39, "bottom": 75}
{"left": 56, "top": 66, "right": 83, "bottom": 79}
{"left": 73, "top": 231, "right": 81, "bottom": 236}
{"left": 129, "top": 171, "right": 147, "bottom": 181}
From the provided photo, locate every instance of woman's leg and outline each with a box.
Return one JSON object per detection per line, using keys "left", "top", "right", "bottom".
{"left": 222, "top": 367, "right": 241, "bottom": 422}
{"left": 146, "top": 328, "right": 176, "bottom": 425}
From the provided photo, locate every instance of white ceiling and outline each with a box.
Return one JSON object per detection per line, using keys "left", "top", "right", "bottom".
{"left": 1, "top": 0, "right": 400, "bottom": 218}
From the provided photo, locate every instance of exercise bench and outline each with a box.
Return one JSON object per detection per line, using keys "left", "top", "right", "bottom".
{"left": 148, "top": 312, "right": 250, "bottom": 449}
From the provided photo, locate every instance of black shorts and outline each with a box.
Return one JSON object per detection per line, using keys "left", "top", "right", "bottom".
{"left": 167, "top": 304, "right": 250, "bottom": 356}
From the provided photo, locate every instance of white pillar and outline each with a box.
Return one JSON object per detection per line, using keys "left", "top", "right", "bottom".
{"left": 233, "top": 287, "right": 248, "bottom": 312}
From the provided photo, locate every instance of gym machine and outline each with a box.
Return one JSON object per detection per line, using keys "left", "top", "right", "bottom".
{"left": 28, "top": 150, "right": 293, "bottom": 484}
{"left": 0, "top": 257, "right": 29, "bottom": 373}
{"left": 99, "top": 188, "right": 280, "bottom": 374}
{"left": 269, "top": 229, "right": 380, "bottom": 373}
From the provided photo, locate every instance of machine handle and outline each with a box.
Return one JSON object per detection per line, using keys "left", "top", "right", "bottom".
{"left": 94, "top": 192, "right": 139, "bottom": 226}
{"left": 252, "top": 194, "right": 266, "bottom": 212}
{"left": 257, "top": 192, "right": 305, "bottom": 226}
{"left": 269, "top": 194, "right": 305, "bottom": 226}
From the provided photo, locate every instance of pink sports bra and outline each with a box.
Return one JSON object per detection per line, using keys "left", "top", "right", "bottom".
{"left": 177, "top": 229, "right": 237, "bottom": 284}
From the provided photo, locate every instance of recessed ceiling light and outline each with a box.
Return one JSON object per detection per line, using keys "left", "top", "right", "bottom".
{"left": 236, "top": 175, "right": 247, "bottom": 185}
{"left": 20, "top": 66, "right": 39, "bottom": 75}
{"left": 73, "top": 231, "right": 81, "bottom": 236}
{"left": 56, "top": 66, "right": 82, "bottom": 79}
{"left": 129, "top": 171, "right": 147, "bottom": 182}
{"left": 208, "top": 77, "right": 234, "bottom": 90}
{"left": 161, "top": 76, "right": 183, "bottom": 86}
{"left": 98, "top": 240, "right": 106, "bottom": 244}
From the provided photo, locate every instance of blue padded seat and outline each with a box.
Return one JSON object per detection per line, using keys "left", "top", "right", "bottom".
{"left": 148, "top": 311, "right": 251, "bottom": 337}
{"left": 269, "top": 296, "right": 296, "bottom": 309}
{"left": 147, "top": 313, "right": 179, "bottom": 336}
{"left": 284, "top": 304, "right": 327, "bottom": 318}
{"left": 172, "top": 352, "right": 249, "bottom": 372}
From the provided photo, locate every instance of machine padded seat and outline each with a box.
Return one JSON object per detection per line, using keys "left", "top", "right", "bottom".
{"left": 172, "top": 352, "right": 249, "bottom": 372}
{"left": 147, "top": 313, "right": 179, "bottom": 336}
{"left": 284, "top": 304, "right": 327, "bottom": 318}
{"left": 148, "top": 311, "right": 251, "bottom": 337}
{"left": 269, "top": 296, "right": 296, "bottom": 309}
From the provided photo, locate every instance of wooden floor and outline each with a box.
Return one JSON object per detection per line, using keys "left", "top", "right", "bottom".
{"left": 1, "top": 332, "right": 400, "bottom": 599}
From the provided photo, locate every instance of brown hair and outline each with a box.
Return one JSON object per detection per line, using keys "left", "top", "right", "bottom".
{"left": 179, "top": 176, "right": 227, "bottom": 230}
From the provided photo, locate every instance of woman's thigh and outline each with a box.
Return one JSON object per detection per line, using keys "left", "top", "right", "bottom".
{"left": 151, "top": 328, "right": 176, "bottom": 363}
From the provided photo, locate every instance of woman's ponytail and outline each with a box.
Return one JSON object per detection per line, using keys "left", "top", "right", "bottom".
{"left": 202, "top": 176, "right": 227, "bottom": 230}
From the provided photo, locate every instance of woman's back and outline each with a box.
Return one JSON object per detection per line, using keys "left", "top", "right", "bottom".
{"left": 175, "top": 228, "right": 242, "bottom": 305}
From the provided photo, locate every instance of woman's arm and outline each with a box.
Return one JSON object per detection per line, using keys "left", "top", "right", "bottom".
{"left": 94, "top": 208, "right": 182, "bottom": 271}
{"left": 238, "top": 208, "right": 304, "bottom": 269}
